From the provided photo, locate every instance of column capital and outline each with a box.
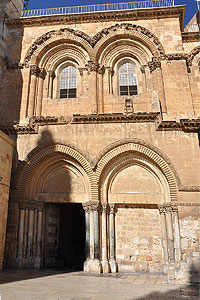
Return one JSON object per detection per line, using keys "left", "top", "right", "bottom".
{"left": 78, "top": 67, "right": 87, "bottom": 76}
{"left": 159, "top": 204, "right": 174, "bottom": 214}
{"left": 18, "top": 201, "right": 27, "bottom": 210}
{"left": 89, "top": 201, "right": 100, "bottom": 212}
{"left": 82, "top": 202, "right": 90, "bottom": 212}
{"left": 148, "top": 57, "right": 161, "bottom": 73}
{"left": 109, "top": 203, "right": 117, "bottom": 214}
{"left": 86, "top": 60, "right": 99, "bottom": 73}
{"left": 101, "top": 202, "right": 108, "bottom": 213}
{"left": 30, "top": 64, "right": 39, "bottom": 76}
{"left": 98, "top": 65, "right": 105, "bottom": 75}
{"left": 48, "top": 70, "right": 55, "bottom": 79}
{"left": 106, "top": 67, "right": 114, "bottom": 76}
{"left": 38, "top": 68, "right": 46, "bottom": 79}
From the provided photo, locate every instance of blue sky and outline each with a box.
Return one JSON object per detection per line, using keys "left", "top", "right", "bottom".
{"left": 26, "top": 0, "right": 198, "bottom": 25}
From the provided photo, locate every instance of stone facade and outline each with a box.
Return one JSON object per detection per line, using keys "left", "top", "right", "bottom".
{"left": 0, "top": 131, "right": 14, "bottom": 270}
{"left": 0, "top": 2, "right": 200, "bottom": 284}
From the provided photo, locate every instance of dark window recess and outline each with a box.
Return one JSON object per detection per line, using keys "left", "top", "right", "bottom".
{"left": 120, "top": 85, "right": 137, "bottom": 96}
{"left": 60, "top": 88, "right": 76, "bottom": 98}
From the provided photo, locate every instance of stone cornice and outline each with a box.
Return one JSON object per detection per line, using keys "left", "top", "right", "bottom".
{"left": 182, "top": 32, "right": 200, "bottom": 43}
{"left": 1, "top": 115, "right": 199, "bottom": 134}
{"left": 72, "top": 112, "right": 160, "bottom": 124}
{"left": 157, "top": 119, "right": 200, "bottom": 132}
{"left": 6, "top": 6, "right": 185, "bottom": 32}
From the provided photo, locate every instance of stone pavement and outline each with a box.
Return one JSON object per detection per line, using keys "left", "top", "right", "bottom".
{"left": 0, "top": 269, "right": 199, "bottom": 300}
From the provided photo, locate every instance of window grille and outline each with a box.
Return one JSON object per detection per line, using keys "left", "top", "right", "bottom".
{"left": 60, "top": 66, "right": 77, "bottom": 98}
{"left": 119, "top": 62, "right": 138, "bottom": 96}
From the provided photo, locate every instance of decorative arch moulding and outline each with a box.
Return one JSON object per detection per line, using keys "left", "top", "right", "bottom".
{"left": 6, "top": 6, "right": 185, "bottom": 31}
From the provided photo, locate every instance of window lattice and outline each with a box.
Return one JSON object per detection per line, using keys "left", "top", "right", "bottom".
{"left": 60, "top": 66, "right": 77, "bottom": 89}
{"left": 119, "top": 62, "right": 137, "bottom": 96}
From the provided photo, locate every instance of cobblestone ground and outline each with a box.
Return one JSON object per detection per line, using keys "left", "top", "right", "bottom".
{"left": 0, "top": 270, "right": 199, "bottom": 300}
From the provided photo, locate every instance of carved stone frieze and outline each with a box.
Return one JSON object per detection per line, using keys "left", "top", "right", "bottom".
{"left": 23, "top": 23, "right": 165, "bottom": 66}
{"left": 5, "top": 56, "right": 24, "bottom": 70}
{"left": 157, "top": 119, "right": 200, "bottom": 133}
{"left": 0, "top": 124, "right": 38, "bottom": 135}
{"left": 29, "top": 115, "right": 72, "bottom": 126}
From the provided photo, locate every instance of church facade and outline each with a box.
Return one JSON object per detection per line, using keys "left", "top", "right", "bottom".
{"left": 0, "top": 0, "right": 200, "bottom": 284}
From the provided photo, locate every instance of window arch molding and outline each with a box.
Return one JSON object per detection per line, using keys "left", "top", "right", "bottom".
{"left": 54, "top": 60, "right": 79, "bottom": 99}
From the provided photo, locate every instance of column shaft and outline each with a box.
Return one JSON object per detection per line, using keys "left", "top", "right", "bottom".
{"left": 165, "top": 208, "right": 175, "bottom": 262}
{"left": 159, "top": 208, "right": 169, "bottom": 262}
{"left": 36, "top": 69, "right": 46, "bottom": 115}
{"left": 35, "top": 209, "right": 43, "bottom": 268}
{"left": 173, "top": 207, "right": 182, "bottom": 262}
{"left": 28, "top": 65, "right": 38, "bottom": 116}
{"left": 17, "top": 208, "right": 25, "bottom": 257}
{"left": 27, "top": 209, "right": 34, "bottom": 258}
{"left": 94, "top": 210, "right": 99, "bottom": 259}
{"left": 109, "top": 204, "right": 117, "bottom": 273}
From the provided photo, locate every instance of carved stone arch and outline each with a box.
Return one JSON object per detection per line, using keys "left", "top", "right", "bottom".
{"left": 40, "top": 44, "right": 88, "bottom": 70}
{"left": 23, "top": 28, "right": 94, "bottom": 66}
{"left": 17, "top": 143, "right": 95, "bottom": 202}
{"left": 189, "top": 46, "right": 200, "bottom": 63}
{"left": 94, "top": 139, "right": 179, "bottom": 202}
{"left": 92, "top": 23, "right": 165, "bottom": 60}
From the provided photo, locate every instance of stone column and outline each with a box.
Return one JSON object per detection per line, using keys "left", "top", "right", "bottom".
{"left": 82, "top": 203, "right": 90, "bottom": 271}
{"left": 159, "top": 205, "right": 169, "bottom": 262}
{"left": 101, "top": 203, "right": 110, "bottom": 273}
{"left": 97, "top": 66, "right": 105, "bottom": 113}
{"left": 36, "top": 68, "right": 46, "bottom": 116}
{"left": 88, "top": 202, "right": 102, "bottom": 273}
{"left": 26, "top": 207, "right": 34, "bottom": 265}
{"left": 86, "top": 61, "right": 99, "bottom": 113}
{"left": 48, "top": 70, "right": 55, "bottom": 99}
{"left": 108, "top": 67, "right": 114, "bottom": 94}
{"left": 35, "top": 204, "right": 44, "bottom": 268}
{"left": 172, "top": 206, "right": 182, "bottom": 262}
{"left": 109, "top": 204, "right": 117, "bottom": 273}
{"left": 28, "top": 65, "right": 38, "bottom": 116}
{"left": 16, "top": 203, "right": 26, "bottom": 267}
{"left": 165, "top": 205, "right": 175, "bottom": 262}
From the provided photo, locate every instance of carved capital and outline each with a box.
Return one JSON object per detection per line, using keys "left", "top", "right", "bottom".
{"left": 107, "top": 67, "right": 114, "bottom": 76}
{"left": 158, "top": 205, "right": 166, "bottom": 215}
{"left": 140, "top": 65, "right": 146, "bottom": 74}
{"left": 98, "top": 65, "right": 105, "bottom": 75}
{"left": 101, "top": 202, "right": 108, "bottom": 213}
{"left": 78, "top": 67, "right": 87, "bottom": 76}
{"left": 89, "top": 201, "right": 100, "bottom": 212}
{"left": 148, "top": 57, "right": 161, "bottom": 72}
{"left": 86, "top": 60, "right": 99, "bottom": 73}
{"left": 18, "top": 201, "right": 27, "bottom": 210}
{"left": 30, "top": 64, "right": 39, "bottom": 76}
{"left": 109, "top": 204, "right": 117, "bottom": 215}
{"left": 48, "top": 70, "right": 55, "bottom": 79}
{"left": 82, "top": 202, "right": 90, "bottom": 213}
{"left": 38, "top": 68, "right": 46, "bottom": 79}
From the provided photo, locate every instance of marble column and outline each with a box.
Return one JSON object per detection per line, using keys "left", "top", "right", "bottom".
{"left": 48, "top": 70, "right": 55, "bottom": 99}
{"left": 97, "top": 66, "right": 105, "bottom": 113}
{"left": 172, "top": 206, "right": 182, "bottom": 262}
{"left": 86, "top": 61, "right": 98, "bottom": 113}
{"left": 36, "top": 68, "right": 46, "bottom": 116}
{"left": 16, "top": 203, "right": 26, "bottom": 267}
{"left": 27, "top": 207, "right": 34, "bottom": 264}
{"left": 88, "top": 202, "right": 102, "bottom": 273}
{"left": 35, "top": 204, "right": 44, "bottom": 268}
{"left": 159, "top": 206, "right": 169, "bottom": 262}
{"left": 28, "top": 65, "right": 38, "bottom": 116}
{"left": 101, "top": 203, "right": 110, "bottom": 273}
{"left": 109, "top": 204, "right": 117, "bottom": 273}
{"left": 165, "top": 205, "right": 175, "bottom": 262}
{"left": 82, "top": 203, "right": 90, "bottom": 271}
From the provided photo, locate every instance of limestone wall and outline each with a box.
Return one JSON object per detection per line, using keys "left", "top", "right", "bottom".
{"left": 0, "top": 130, "right": 14, "bottom": 270}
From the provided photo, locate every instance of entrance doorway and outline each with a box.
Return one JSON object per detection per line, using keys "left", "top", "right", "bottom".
{"left": 44, "top": 203, "right": 86, "bottom": 271}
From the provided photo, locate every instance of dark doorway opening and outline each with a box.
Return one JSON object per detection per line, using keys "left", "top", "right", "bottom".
{"left": 44, "top": 203, "right": 85, "bottom": 271}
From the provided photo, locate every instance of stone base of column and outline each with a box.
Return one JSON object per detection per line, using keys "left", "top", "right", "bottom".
{"left": 83, "top": 258, "right": 91, "bottom": 272}
{"left": 85, "top": 259, "right": 102, "bottom": 273}
{"left": 109, "top": 260, "right": 117, "bottom": 273}
{"left": 35, "top": 256, "right": 42, "bottom": 269}
{"left": 16, "top": 256, "right": 24, "bottom": 268}
{"left": 101, "top": 260, "right": 110, "bottom": 273}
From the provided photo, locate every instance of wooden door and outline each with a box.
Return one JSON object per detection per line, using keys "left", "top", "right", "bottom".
{"left": 44, "top": 204, "right": 59, "bottom": 267}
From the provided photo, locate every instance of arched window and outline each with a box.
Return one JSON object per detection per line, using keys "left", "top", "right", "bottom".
{"left": 119, "top": 62, "right": 137, "bottom": 96}
{"left": 60, "top": 65, "right": 77, "bottom": 98}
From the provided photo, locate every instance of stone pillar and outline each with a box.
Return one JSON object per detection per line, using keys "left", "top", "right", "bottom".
{"left": 88, "top": 202, "right": 102, "bottom": 273}
{"left": 108, "top": 67, "right": 114, "bottom": 94}
{"left": 28, "top": 65, "right": 38, "bottom": 116}
{"left": 172, "top": 206, "right": 182, "bottom": 262}
{"left": 82, "top": 203, "right": 90, "bottom": 271}
{"left": 86, "top": 61, "right": 98, "bottom": 113}
{"left": 109, "top": 204, "right": 117, "bottom": 273}
{"left": 48, "top": 70, "right": 55, "bottom": 99}
{"left": 97, "top": 66, "right": 105, "bottom": 113}
{"left": 36, "top": 68, "right": 46, "bottom": 116}
{"left": 16, "top": 203, "right": 26, "bottom": 267}
{"left": 101, "top": 203, "right": 110, "bottom": 273}
{"left": 165, "top": 205, "right": 175, "bottom": 262}
{"left": 35, "top": 204, "right": 44, "bottom": 268}
{"left": 26, "top": 207, "right": 34, "bottom": 264}
{"left": 159, "top": 206, "right": 169, "bottom": 263}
